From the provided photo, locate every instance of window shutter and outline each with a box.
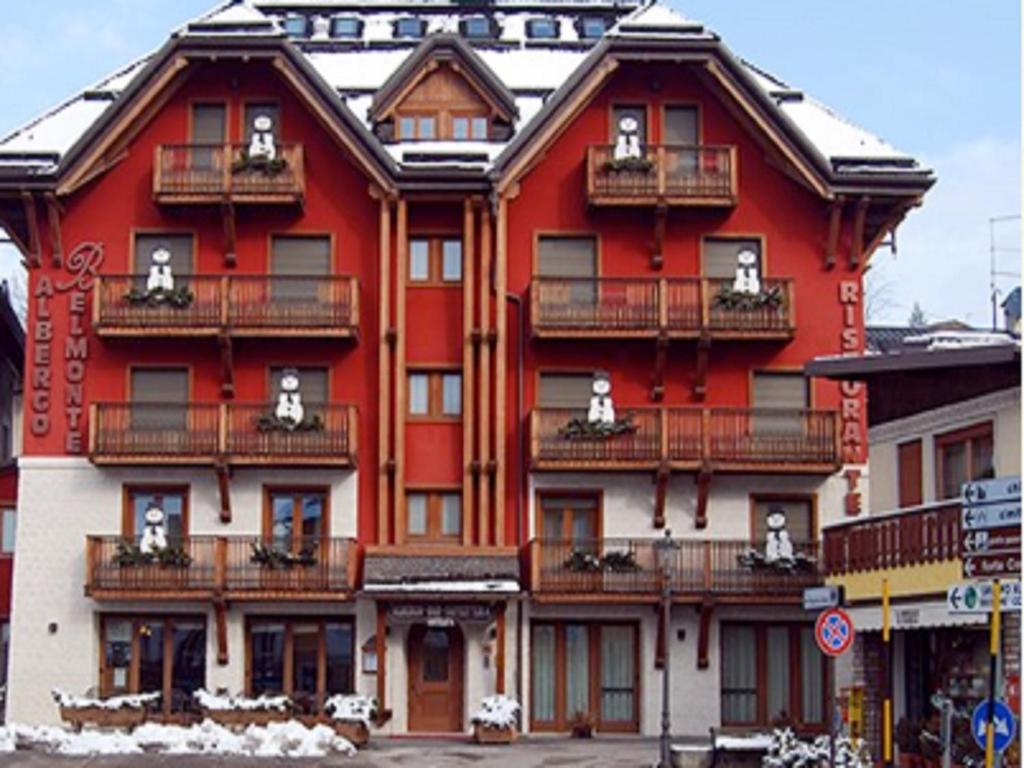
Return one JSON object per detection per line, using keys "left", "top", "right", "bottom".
{"left": 537, "top": 237, "right": 597, "bottom": 278}
{"left": 271, "top": 367, "right": 328, "bottom": 405}
{"left": 131, "top": 368, "right": 188, "bottom": 404}
{"left": 752, "top": 498, "right": 812, "bottom": 545}
{"left": 898, "top": 439, "right": 923, "bottom": 507}
{"left": 271, "top": 237, "right": 331, "bottom": 275}
{"left": 752, "top": 373, "right": 808, "bottom": 409}
{"left": 133, "top": 234, "right": 193, "bottom": 277}
{"left": 538, "top": 373, "right": 593, "bottom": 408}
{"left": 664, "top": 106, "right": 698, "bottom": 145}
{"left": 703, "top": 238, "right": 761, "bottom": 280}
{"left": 191, "top": 105, "right": 226, "bottom": 144}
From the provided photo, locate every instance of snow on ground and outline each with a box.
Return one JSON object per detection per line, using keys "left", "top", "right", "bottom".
{"left": 471, "top": 695, "right": 520, "bottom": 729}
{"left": 0, "top": 720, "right": 356, "bottom": 758}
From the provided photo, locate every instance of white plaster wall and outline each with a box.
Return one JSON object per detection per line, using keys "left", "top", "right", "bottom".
{"left": 7, "top": 457, "right": 357, "bottom": 725}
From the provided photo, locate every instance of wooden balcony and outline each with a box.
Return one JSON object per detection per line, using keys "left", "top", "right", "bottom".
{"left": 823, "top": 501, "right": 961, "bottom": 577}
{"left": 530, "top": 407, "right": 839, "bottom": 473}
{"left": 586, "top": 145, "right": 737, "bottom": 207}
{"left": 88, "top": 402, "right": 357, "bottom": 467}
{"left": 530, "top": 277, "right": 794, "bottom": 340}
{"left": 92, "top": 275, "right": 359, "bottom": 339}
{"left": 153, "top": 143, "right": 305, "bottom": 205}
{"left": 529, "top": 538, "right": 821, "bottom": 601}
{"left": 85, "top": 535, "right": 357, "bottom": 601}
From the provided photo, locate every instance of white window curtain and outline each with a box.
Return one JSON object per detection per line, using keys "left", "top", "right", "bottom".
{"left": 408, "top": 374, "right": 429, "bottom": 415}
{"left": 800, "top": 628, "right": 824, "bottom": 724}
{"left": 531, "top": 626, "right": 556, "bottom": 722}
{"left": 442, "top": 374, "right": 462, "bottom": 415}
{"left": 766, "top": 627, "right": 790, "bottom": 721}
{"left": 441, "top": 494, "right": 461, "bottom": 536}
{"left": 721, "top": 625, "right": 757, "bottom": 723}
{"left": 407, "top": 494, "right": 427, "bottom": 536}
{"left": 600, "top": 625, "right": 635, "bottom": 722}
{"left": 565, "top": 624, "right": 589, "bottom": 719}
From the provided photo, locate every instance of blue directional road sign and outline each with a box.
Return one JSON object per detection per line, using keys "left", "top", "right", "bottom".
{"left": 971, "top": 699, "right": 1016, "bottom": 753}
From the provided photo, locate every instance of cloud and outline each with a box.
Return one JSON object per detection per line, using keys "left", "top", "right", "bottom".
{"left": 867, "top": 136, "right": 1021, "bottom": 327}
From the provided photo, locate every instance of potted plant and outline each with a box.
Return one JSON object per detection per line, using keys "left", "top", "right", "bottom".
{"left": 570, "top": 710, "right": 595, "bottom": 738}
{"left": 470, "top": 694, "right": 519, "bottom": 744}
{"left": 194, "top": 689, "right": 292, "bottom": 727}
{"left": 52, "top": 689, "right": 158, "bottom": 732}
{"left": 323, "top": 694, "right": 377, "bottom": 747}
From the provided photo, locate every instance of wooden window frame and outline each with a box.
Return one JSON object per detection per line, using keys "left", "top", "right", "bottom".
{"left": 127, "top": 364, "right": 193, "bottom": 403}
{"left": 407, "top": 235, "right": 462, "bottom": 285}
{"left": 407, "top": 367, "right": 462, "bottom": 421}
{"left": 934, "top": 421, "right": 995, "bottom": 500}
{"left": 244, "top": 616, "right": 356, "bottom": 712}
{"left": 719, "top": 622, "right": 828, "bottom": 733}
{"left": 187, "top": 101, "right": 229, "bottom": 145}
{"left": 395, "top": 113, "right": 438, "bottom": 140}
{"left": 532, "top": 232, "right": 601, "bottom": 278}
{"left": 608, "top": 103, "right": 653, "bottom": 146}
{"left": 749, "top": 367, "right": 813, "bottom": 409}
{"left": 0, "top": 505, "right": 14, "bottom": 556}
{"left": 129, "top": 229, "right": 197, "bottom": 277}
{"left": 535, "top": 490, "right": 602, "bottom": 541}
{"left": 701, "top": 234, "right": 769, "bottom": 279}
{"left": 897, "top": 438, "right": 924, "bottom": 507}
{"left": 122, "top": 485, "right": 190, "bottom": 539}
{"left": 748, "top": 493, "right": 818, "bottom": 546}
{"left": 242, "top": 99, "right": 283, "bottom": 142}
{"left": 535, "top": 368, "right": 597, "bottom": 410}
{"left": 529, "top": 620, "right": 640, "bottom": 733}
{"left": 405, "top": 488, "right": 463, "bottom": 542}
{"left": 661, "top": 102, "right": 703, "bottom": 146}
{"left": 262, "top": 486, "right": 331, "bottom": 551}
{"left": 266, "top": 365, "right": 331, "bottom": 406}
{"left": 268, "top": 232, "right": 335, "bottom": 275}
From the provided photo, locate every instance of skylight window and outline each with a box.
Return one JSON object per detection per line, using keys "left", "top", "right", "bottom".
{"left": 579, "top": 17, "right": 607, "bottom": 39}
{"left": 331, "top": 16, "right": 363, "bottom": 39}
{"left": 394, "top": 17, "right": 427, "bottom": 39}
{"left": 460, "top": 17, "right": 494, "bottom": 39}
{"left": 526, "top": 18, "right": 559, "bottom": 40}
{"left": 282, "top": 14, "right": 308, "bottom": 38}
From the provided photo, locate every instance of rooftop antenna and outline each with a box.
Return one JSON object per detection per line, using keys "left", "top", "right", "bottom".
{"left": 989, "top": 214, "right": 1021, "bottom": 331}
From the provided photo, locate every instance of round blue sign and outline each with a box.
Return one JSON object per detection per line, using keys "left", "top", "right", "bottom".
{"left": 971, "top": 699, "right": 1016, "bottom": 753}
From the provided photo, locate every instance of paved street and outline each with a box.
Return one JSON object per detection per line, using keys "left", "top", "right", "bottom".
{"left": 0, "top": 737, "right": 676, "bottom": 767}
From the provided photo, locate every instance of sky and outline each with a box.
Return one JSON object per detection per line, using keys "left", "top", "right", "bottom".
{"left": 0, "top": 0, "right": 1020, "bottom": 327}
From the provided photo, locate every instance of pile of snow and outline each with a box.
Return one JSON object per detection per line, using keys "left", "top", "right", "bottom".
{"left": 194, "top": 689, "right": 290, "bottom": 712}
{"left": 51, "top": 689, "right": 159, "bottom": 710}
{"left": 903, "top": 330, "right": 1017, "bottom": 351}
{"left": 0, "top": 720, "right": 355, "bottom": 758}
{"left": 716, "top": 733, "right": 774, "bottom": 750}
{"left": 762, "top": 729, "right": 871, "bottom": 768}
{"left": 470, "top": 695, "right": 520, "bottom": 729}
{"left": 323, "top": 694, "right": 377, "bottom": 725}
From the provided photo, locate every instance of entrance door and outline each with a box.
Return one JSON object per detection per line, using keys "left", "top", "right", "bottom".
{"left": 408, "top": 625, "right": 464, "bottom": 732}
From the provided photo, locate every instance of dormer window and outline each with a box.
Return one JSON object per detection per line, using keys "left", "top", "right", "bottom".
{"left": 398, "top": 116, "right": 437, "bottom": 140}
{"left": 579, "top": 17, "right": 607, "bottom": 39}
{"left": 282, "top": 14, "right": 308, "bottom": 38}
{"left": 526, "top": 17, "right": 559, "bottom": 40}
{"left": 452, "top": 116, "right": 488, "bottom": 141}
{"left": 460, "top": 16, "right": 495, "bottom": 39}
{"left": 394, "top": 17, "right": 426, "bottom": 39}
{"left": 331, "top": 16, "right": 363, "bottom": 39}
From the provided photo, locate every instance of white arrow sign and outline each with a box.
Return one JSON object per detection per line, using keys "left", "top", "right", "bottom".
{"left": 963, "top": 476, "right": 1022, "bottom": 506}
{"left": 962, "top": 503, "right": 1021, "bottom": 531}
{"left": 976, "top": 715, "right": 1013, "bottom": 740}
{"left": 948, "top": 581, "right": 1022, "bottom": 614}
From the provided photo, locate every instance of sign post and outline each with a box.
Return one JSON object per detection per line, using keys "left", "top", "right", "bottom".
{"left": 814, "top": 607, "right": 855, "bottom": 768}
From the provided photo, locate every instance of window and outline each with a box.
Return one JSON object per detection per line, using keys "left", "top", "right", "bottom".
{"left": 537, "top": 236, "right": 597, "bottom": 278}
{"left": 130, "top": 367, "right": 188, "bottom": 431}
{"left": 752, "top": 371, "right": 809, "bottom": 435}
{"left": 579, "top": 17, "right": 607, "bottom": 39}
{"left": 244, "top": 102, "right": 280, "bottom": 143}
{"left": 531, "top": 622, "right": 637, "bottom": 732}
{"left": 406, "top": 491, "right": 462, "bottom": 540}
{"left": 397, "top": 115, "right": 436, "bottom": 140}
{"left": 721, "top": 623, "right": 825, "bottom": 729}
{"left": 269, "top": 366, "right": 328, "bottom": 407}
{"left": 898, "top": 439, "right": 924, "bottom": 507}
{"left": 664, "top": 105, "right": 698, "bottom": 145}
{"left": 612, "top": 105, "right": 646, "bottom": 146}
{"left": 540, "top": 494, "right": 598, "bottom": 542}
{"left": 703, "top": 237, "right": 762, "bottom": 280}
{"left": 460, "top": 16, "right": 494, "bottom": 38}
{"left": 0, "top": 507, "right": 14, "bottom": 554}
{"left": 452, "top": 116, "right": 488, "bottom": 141}
{"left": 0, "top": 622, "right": 8, "bottom": 688}
{"left": 935, "top": 422, "right": 994, "bottom": 500}
{"left": 407, "top": 370, "right": 462, "bottom": 418}
{"left": 270, "top": 235, "right": 331, "bottom": 303}
{"left": 331, "top": 16, "right": 362, "bottom": 38}
{"left": 248, "top": 618, "right": 354, "bottom": 714}
{"left": 283, "top": 14, "right": 308, "bottom": 37}
{"left": 408, "top": 237, "right": 462, "bottom": 283}
{"left": 394, "top": 17, "right": 426, "bottom": 39}
{"left": 526, "top": 17, "right": 559, "bottom": 39}
{"left": 751, "top": 496, "right": 813, "bottom": 547}
{"left": 538, "top": 372, "right": 594, "bottom": 409}
{"left": 133, "top": 233, "right": 193, "bottom": 282}
{"left": 190, "top": 104, "right": 226, "bottom": 169}
{"left": 101, "top": 615, "right": 206, "bottom": 716}
{"left": 266, "top": 489, "right": 328, "bottom": 553}
{"left": 125, "top": 487, "right": 187, "bottom": 542}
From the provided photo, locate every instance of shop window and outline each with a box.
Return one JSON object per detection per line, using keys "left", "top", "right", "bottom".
{"left": 100, "top": 615, "right": 206, "bottom": 716}
{"left": 409, "top": 237, "right": 462, "bottom": 284}
{"left": 898, "top": 439, "right": 924, "bottom": 507}
{"left": 408, "top": 370, "right": 462, "bottom": 418}
{"left": 331, "top": 16, "right": 363, "bottom": 38}
{"left": 406, "top": 490, "right": 462, "bottom": 541}
{"left": 720, "top": 623, "right": 825, "bottom": 729}
{"left": 751, "top": 496, "right": 813, "bottom": 547}
{"left": 265, "top": 488, "right": 328, "bottom": 553}
{"left": 248, "top": 618, "right": 354, "bottom": 713}
{"left": 935, "top": 422, "right": 994, "bottom": 500}
{"left": 703, "top": 237, "right": 762, "bottom": 280}
{"left": 526, "top": 17, "right": 559, "bottom": 39}
{"left": 124, "top": 487, "right": 187, "bottom": 542}
{"left": 0, "top": 621, "right": 8, "bottom": 689}
{"left": 0, "top": 507, "right": 14, "bottom": 554}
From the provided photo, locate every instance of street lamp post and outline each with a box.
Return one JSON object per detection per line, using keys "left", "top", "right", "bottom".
{"left": 653, "top": 529, "right": 680, "bottom": 768}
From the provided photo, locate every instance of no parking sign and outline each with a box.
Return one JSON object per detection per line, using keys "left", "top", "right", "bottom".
{"left": 815, "top": 607, "right": 855, "bottom": 656}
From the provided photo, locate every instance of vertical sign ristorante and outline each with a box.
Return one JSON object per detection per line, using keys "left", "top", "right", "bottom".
{"left": 29, "top": 242, "right": 103, "bottom": 454}
{"left": 838, "top": 279, "right": 865, "bottom": 515}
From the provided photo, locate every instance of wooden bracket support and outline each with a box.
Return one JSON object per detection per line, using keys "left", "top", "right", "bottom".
{"left": 487, "top": 329, "right": 498, "bottom": 347}
{"left": 221, "top": 201, "right": 237, "bottom": 267}
{"left": 385, "top": 458, "right": 396, "bottom": 476}
{"left": 470, "top": 460, "right": 482, "bottom": 476}
{"left": 470, "top": 328, "right": 483, "bottom": 346}
{"left": 695, "top": 467, "right": 712, "bottom": 529}
{"left": 694, "top": 333, "right": 711, "bottom": 401}
{"left": 20, "top": 191, "right": 41, "bottom": 268}
{"left": 218, "top": 332, "right": 235, "bottom": 398}
{"left": 696, "top": 599, "right": 714, "bottom": 670}
{"left": 850, "top": 196, "right": 869, "bottom": 269}
{"left": 213, "top": 598, "right": 229, "bottom": 666}
{"left": 825, "top": 197, "right": 843, "bottom": 270}
{"left": 650, "top": 204, "right": 668, "bottom": 270}
{"left": 385, "top": 327, "right": 397, "bottom": 346}
{"left": 44, "top": 193, "right": 64, "bottom": 268}
{"left": 653, "top": 461, "right": 670, "bottom": 529}
{"left": 651, "top": 333, "right": 669, "bottom": 402}
{"left": 216, "top": 463, "right": 232, "bottom": 524}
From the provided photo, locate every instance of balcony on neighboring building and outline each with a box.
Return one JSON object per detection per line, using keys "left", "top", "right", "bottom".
{"left": 530, "top": 406, "right": 839, "bottom": 473}
{"left": 153, "top": 143, "right": 305, "bottom": 205}
{"left": 586, "top": 145, "right": 738, "bottom": 207}
{"left": 88, "top": 402, "right": 357, "bottom": 467}
{"left": 529, "top": 537, "right": 821, "bottom": 601}
{"left": 530, "top": 277, "right": 794, "bottom": 340}
{"left": 84, "top": 535, "right": 358, "bottom": 600}
{"left": 92, "top": 275, "right": 359, "bottom": 339}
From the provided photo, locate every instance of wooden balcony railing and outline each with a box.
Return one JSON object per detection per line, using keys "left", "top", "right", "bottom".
{"left": 822, "top": 501, "right": 962, "bottom": 577}
{"left": 530, "top": 538, "right": 820, "bottom": 597}
{"left": 530, "top": 407, "right": 839, "bottom": 472}
{"left": 586, "top": 145, "right": 737, "bottom": 206}
{"left": 530, "top": 277, "right": 794, "bottom": 339}
{"left": 89, "top": 402, "right": 357, "bottom": 466}
{"left": 92, "top": 275, "right": 359, "bottom": 337}
{"left": 85, "top": 535, "right": 357, "bottom": 599}
{"left": 153, "top": 143, "right": 305, "bottom": 204}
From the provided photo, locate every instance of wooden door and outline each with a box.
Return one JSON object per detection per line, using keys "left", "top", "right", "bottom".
{"left": 407, "top": 625, "right": 463, "bottom": 732}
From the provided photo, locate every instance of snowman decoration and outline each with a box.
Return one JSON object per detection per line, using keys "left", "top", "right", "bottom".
{"left": 146, "top": 247, "right": 175, "bottom": 296}
{"left": 763, "top": 506, "right": 795, "bottom": 564}
{"left": 248, "top": 114, "right": 278, "bottom": 164}
{"left": 732, "top": 248, "right": 761, "bottom": 295}
{"left": 587, "top": 371, "right": 615, "bottom": 426}
{"left": 139, "top": 502, "right": 169, "bottom": 556}
{"left": 613, "top": 115, "right": 642, "bottom": 162}
{"left": 275, "top": 368, "right": 305, "bottom": 429}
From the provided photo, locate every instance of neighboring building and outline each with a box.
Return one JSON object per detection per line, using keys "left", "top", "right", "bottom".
{"left": 0, "top": 0, "right": 932, "bottom": 734}
{"left": 1003, "top": 286, "right": 1021, "bottom": 337}
{"left": 809, "top": 330, "right": 1021, "bottom": 758}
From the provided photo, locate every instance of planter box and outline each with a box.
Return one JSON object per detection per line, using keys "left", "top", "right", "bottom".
{"left": 473, "top": 723, "right": 517, "bottom": 744}
{"left": 202, "top": 708, "right": 291, "bottom": 728}
{"left": 59, "top": 705, "right": 148, "bottom": 732}
{"left": 332, "top": 720, "right": 369, "bottom": 747}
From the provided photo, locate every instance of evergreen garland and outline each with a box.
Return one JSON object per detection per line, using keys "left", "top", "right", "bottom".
{"left": 250, "top": 541, "right": 317, "bottom": 569}
{"left": 712, "top": 284, "right": 784, "bottom": 311}
{"left": 232, "top": 148, "right": 288, "bottom": 176}
{"left": 123, "top": 285, "right": 195, "bottom": 309}
{"left": 112, "top": 540, "right": 192, "bottom": 568}
{"left": 558, "top": 414, "right": 637, "bottom": 441}
{"left": 602, "top": 156, "right": 655, "bottom": 174}
{"left": 255, "top": 413, "right": 325, "bottom": 433}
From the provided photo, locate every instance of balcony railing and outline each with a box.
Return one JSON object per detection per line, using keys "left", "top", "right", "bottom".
{"left": 153, "top": 143, "right": 305, "bottom": 204}
{"left": 93, "top": 275, "right": 359, "bottom": 337}
{"left": 822, "top": 501, "right": 962, "bottom": 577}
{"left": 85, "top": 535, "right": 357, "bottom": 598}
{"left": 530, "top": 277, "right": 794, "bottom": 339}
{"left": 530, "top": 538, "right": 820, "bottom": 597}
{"left": 530, "top": 407, "right": 839, "bottom": 472}
{"left": 89, "top": 402, "right": 357, "bottom": 466}
{"left": 586, "top": 145, "right": 737, "bottom": 206}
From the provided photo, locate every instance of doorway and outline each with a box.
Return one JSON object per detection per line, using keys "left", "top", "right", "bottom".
{"left": 407, "top": 624, "right": 464, "bottom": 732}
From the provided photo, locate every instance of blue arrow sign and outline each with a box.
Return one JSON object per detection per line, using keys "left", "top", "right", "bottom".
{"left": 972, "top": 699, "right": 1016, "bottom": 753}
{"left": 963, "top": 476, "right": 1022, "bottom": 507}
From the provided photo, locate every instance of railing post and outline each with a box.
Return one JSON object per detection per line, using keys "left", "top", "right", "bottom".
{"left": 657, "top": 146, "right": 667, "bottom": 197}
{"left": 152, "top": 146, "right": 161, "bottom": 198}
{"left": 701, "top": 409, "right": 711, "bottom": 463}
{"left": 660, "top": 408, "right": 669, "bottom": 463}
{"left": 531, "top": 539, "right": 541, "bottom": 591}
{"left": 729, "top": 146, "right": 739, "bottom": 199}
{"left": 530, "top": 411, "right": 539, "bottom": 464}
{"left": 219, "top": 276, "right": 229, "bottom": 328}
{"left": 700, "top": 279, "right": 710, "bottom": 331}
{"left": 658, "top": 278, "right": 668, "bottom": 332}
{"left": 88, "top": 403, "right": 98, "bottom": 455}
{"left": 348, "top": 404, "right": 358, "bottom": 460}
{"left": 349, "top": 277, "right": 359, "bottom": 330}
{"left": 85, "top": 536, "right": 97, "bottom": 593}
{"left": 215, "top": 536, "right": 227, "bottom": 592}
{"left": 222, "top": 143, "right": 231, "bottom": 196}
{"left": 345, "top": 540, "right": 358, "bottom": 592}
{"left": 702, "top": 540, "right": 712, "bottom": 591}
{"left": 218, "top": 403, "right": 228, "bottom": 456}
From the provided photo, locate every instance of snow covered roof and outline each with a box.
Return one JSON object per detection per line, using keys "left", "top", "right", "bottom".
{"left": 0, "top": 0, "right": 932, "bottom": 189}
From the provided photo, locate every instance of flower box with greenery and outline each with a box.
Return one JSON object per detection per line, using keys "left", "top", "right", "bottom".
{"left": 557, "top": 414, "right": 637, "bottom": 441}
{"left": 736, "top": 548, "right": 816, "bottom": 574}
{"left": 570, "top": 710, "right": 595, "bottom": 739}
{"left": 112, "top": 540, "right": 192, "bottom": 569}
{"left": 564, "top": 549, "right": 640, "bottom": 574}
{"left": 123, "top": 285, "right": 195, "bottom": 309}
{"left": 323, "top": 694, "right": 377, "bottom": 747}
{"left": 53, "top": 689, "right": 159, "bottom": 732}
{"left": 470, "top": 695, "right": 519, "bottom": 744}
{"left": 194, "top": 690, "right": 292, "bottom": 728}
{"left": 712, "top": 284, "right": 784, "bottom": 312}
{"left": 601, "top": 156, "right": 655, "bottom": 174}
{"left": 250, "top": 541, "right": 317, "bottom": 570}
{"left": 254, "top": 413, "right": 325, "bottom": 434}
{"left": 231, "top": 148, "right": 288, "bottom": 176}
